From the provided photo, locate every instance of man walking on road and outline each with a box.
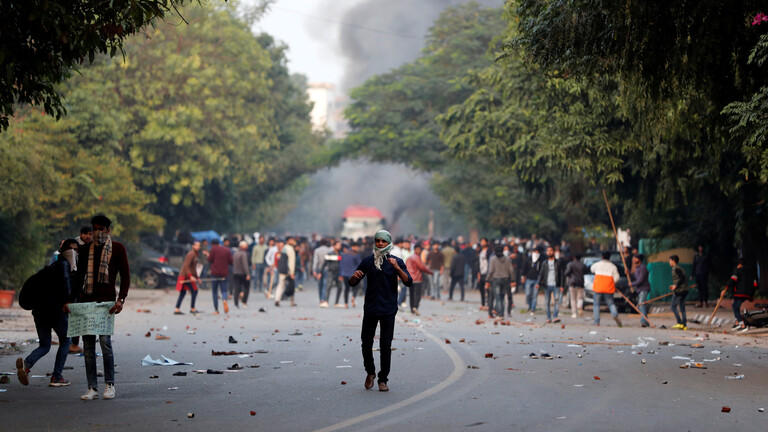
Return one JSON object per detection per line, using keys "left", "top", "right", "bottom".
{"left": 250, "top": 236, "right": 268, "bottom": 293}
{"left": 274, "top": 237, "right": 297, "bottom": 307}
{"left": 669, "top": 255, "right": 689, "bottom": 330}
{"left": 406, "top": 244, "right": 432, "bottom": 315}
{"left": 349, "top": 230, "right": 412, "bottom": 392}
{"left": 75, "top": 214, "right": 130, "bottom": 400}
{"left": 725, "top": 258, "right": 758, "bottom": 332}
{"left": 232, "top": 241, "right": 251, "bottom": 308}
{"left": 565, "top": 254, "right": 586, "bottom": 318}
{"left": 208, "top": 239, "right": 233, "bottom": 314}
{"left": 174, "top": 241, "right": 201, "bottom": 315}
{"left": 590, "top": 251, "right": 622, "bottom": 327}
{"left": 632, "top": 254, "right": 651, "bottom": 327}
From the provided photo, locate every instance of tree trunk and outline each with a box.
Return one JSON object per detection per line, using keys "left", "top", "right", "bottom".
{"left": 739, "top": 189, "right": 768, "bottom": 297}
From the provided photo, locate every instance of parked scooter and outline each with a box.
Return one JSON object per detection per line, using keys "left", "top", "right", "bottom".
{"left": 743, "top": 303, "right": 768, "bottom": 328}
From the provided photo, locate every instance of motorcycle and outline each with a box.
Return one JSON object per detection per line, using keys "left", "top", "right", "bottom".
{"left": 743, "top": 303, "right": 768, "bottom": 328}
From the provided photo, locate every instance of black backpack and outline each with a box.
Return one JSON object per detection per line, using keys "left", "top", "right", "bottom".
{"left": 19, "top": 263, "right": 59, "bottom": 311}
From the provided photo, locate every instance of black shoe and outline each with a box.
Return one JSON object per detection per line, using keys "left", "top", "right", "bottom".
{"left": 228, "top": 336, "right": 238, "bottom": 344}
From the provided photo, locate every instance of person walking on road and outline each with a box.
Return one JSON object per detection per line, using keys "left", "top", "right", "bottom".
{"left": 448, "top": 250, "right": 467, "bottom": 301}
{"left": 590, "top": 251, "right": 622, "bottom": 327}
{"left": 174, "top": 241, "right": 201, "bottom": 315}
{"left": 349, "top": 230, "right": 412, "bottom": 392}
{"left": 537, "top": 246, "right": 565, "bottom": 323}
{"left": 232, "top": 241, "right": 251, "bottom": 308}
{"left": 75, "top": 214, "right": 130, "bottom": 400}
{"left": 485, "top": 245, "right": 516, "bottom": 319}
{"left": 669, "top": 255, "right": 689, "bottom": 330}
{"left": 16, "top": 239, "right": 78, "bottom": 388}
{"left": 274, "top": 237, "right": 297, "bottom": 307}
{"left": 250, "top": 236, "right": 268, "bottom": 293}
{"left": 406, "top": 244, "right": 432, "bottom": 315}
{"left": 208, "top": 239, "right": 233, "bottom": 314}
{"left": 565, "top": 254, "right": 587, "bottom": 318}
{"left": 632, "top": 254, "right": 651, "bottom": 327}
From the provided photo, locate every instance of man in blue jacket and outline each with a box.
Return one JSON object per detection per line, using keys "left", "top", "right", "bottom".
{"left": 349, "top": 230, "right": 412, "bottom": 392}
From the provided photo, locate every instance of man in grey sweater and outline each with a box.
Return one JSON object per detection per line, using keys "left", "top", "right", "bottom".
{"left": 485, "top": 245, "right": 516, "bottom": 319}
{"left": 232, "top": 241, "right": 251, "bottom": 308}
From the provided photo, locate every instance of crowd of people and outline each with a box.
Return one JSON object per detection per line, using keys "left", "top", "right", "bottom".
{"left": 17, "top": 221, "right": 759, "bottom": 397}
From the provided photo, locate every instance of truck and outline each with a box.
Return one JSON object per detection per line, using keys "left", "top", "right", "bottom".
{"left": 341, "top": 205, "right": 385, "bottom": 240}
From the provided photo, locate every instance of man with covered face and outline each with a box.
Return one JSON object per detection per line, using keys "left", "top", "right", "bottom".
{"left": 75, "top": 214, "right": 130, "bottom": 400}
{"left": 349, "top": 230, "right": 412, "bottom": 392}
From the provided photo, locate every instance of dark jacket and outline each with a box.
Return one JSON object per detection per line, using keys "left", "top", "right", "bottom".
{"left": 726, "top": 265, "right": 757, "bottom": 299}
{"left": 692, "top": 253, "right": 710, "bottom": 277}
{"left": 76, "top": 241, "right": 130, "bottom": 303}
{"left": 450, "top": 253, "right": 467, "bottom": 277}
{"left": 537, "top": 258, "right": 565, "bottom": 287}
{"left": 37, "top": 259, "right": 75, "bottom": 314}
{"left": 632, "top": 263, "right": 651, "bottom": 292}
{"left": 522, "top": 255, "right": 542, "bottom": 281}
{"left": 322, "top": 250, "right": 342, "bottom": 278}
{"left": 564, "top": 259, "right": 587, "bottom": 288}
{"left": 351, "top": 254, "right": 412, "bottom": 315}
{"left": 671, "top": 265, "right": 688, "bottom": 294}
{"left": 461, "top": 247, "right": 479, "bottom": 275}
{"left": 207, "top": 245, "right": 233, "bottom": 277}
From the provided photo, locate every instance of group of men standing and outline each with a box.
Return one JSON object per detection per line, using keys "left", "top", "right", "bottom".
{"left": 17, "top": 214, "right": 129, "bottom": 401}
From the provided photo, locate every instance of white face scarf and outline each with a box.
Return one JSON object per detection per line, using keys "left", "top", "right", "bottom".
{"left": 60, "top": 249, "right": 77, "bottom": 271}
{"left": 373, "top": 230, "right": 393, "bottom": 270}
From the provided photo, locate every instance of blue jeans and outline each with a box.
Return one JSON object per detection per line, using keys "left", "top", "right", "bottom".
{"left": 211, "top": 279, "right": 229, "bottom": 312}
{"left": 252, "top": 263, "right": 266, "bottom": 292}
{"left": 593, "top": 292, "right": 618, "bottom": 324}
{"left": 397, "top": 281, "right": 407, "bottom": 306}
{"left": 317, "top": 270, "right": 327, "bottom": 302}
{"left": 525, "top": 279, "right": 538, "bottom": 311}
{"left": 491, "top": 278, "right": 509, "bottom": 317}
{"left": 544, "top": 285, "right": 561, "bottom": 320}
{"left": 671, "top": 292, "right": 687, "bottom": 325}
{"left": 26, "top": 310, "right": 70, "bottom": 379}
{"left": 83, "top": 334, "right": 115, "bottom": 389}
{"left": 733, "top": 297, "right": 746, "bottom": 323}
{"left": 430, "top": 273, "right": 441, "bottom": 298}
{"left": 638, "top": 290, "right": 650, "bottom": 325}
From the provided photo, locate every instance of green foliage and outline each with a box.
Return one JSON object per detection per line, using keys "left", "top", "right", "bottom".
{"left": 0, "top": 0, "right": 206, "bottom": 131}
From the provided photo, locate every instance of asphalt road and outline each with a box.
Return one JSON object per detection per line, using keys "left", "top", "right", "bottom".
{"left": 2, "top": 284, "right": 767, "bottom": 432}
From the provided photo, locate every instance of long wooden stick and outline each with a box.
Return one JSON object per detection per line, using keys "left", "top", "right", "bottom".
{"left": 708, "top": 288, "right": 728, "bottom": 325}
{"left": 638, "top": 292, "right": 674, "bottom": 305}
{"left": 178, "top": 277, "right": 226, "bottom": 284}
{"left": 602, "top": 189, "right": 654, "bottom": 327}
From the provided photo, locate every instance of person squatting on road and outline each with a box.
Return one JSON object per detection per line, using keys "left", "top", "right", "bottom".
{"left": 75, "top": 214, "right": 130, "bottom": 400}
{"left": 590, "top": 251, "right": 622, "bottom": 327}
{"left": 669, "top": 255, "right": 689, "bottom": 330}
{"left": 349, "top": 230, "right": 412, "bottom": 392}
{"left": 175, "top": 241, "right": 201, "bottom": 315}
{"left": 16, "top": 239, "right": 79, "bottom": 388}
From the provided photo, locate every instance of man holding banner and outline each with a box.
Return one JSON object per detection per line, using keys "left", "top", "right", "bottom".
{"left": 72, "top": 214, "right": 130, "bottom": 401}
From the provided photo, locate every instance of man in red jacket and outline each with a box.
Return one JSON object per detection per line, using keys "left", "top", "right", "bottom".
{"left": 75, "top": 214, "right": 130, "bottom": 400}
{"left": 208, "top": 238, "right": 233, "bottom": 314}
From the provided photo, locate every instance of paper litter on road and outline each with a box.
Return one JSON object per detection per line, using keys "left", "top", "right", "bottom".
{"left": 672, "top": 356, "right": 693, "bottom": 361}
{"left": 632, "top": 337, "right": 654, "bottom": 349}
{"left": 711, "top": 350, "right": 721, "bottom": 354}
{"left": 335, "top": 365, "right": 352, "bottom": 368}
{"left": 589, "top": 331, "right": 597, "bottom": 335}
{"left": 141, "top": 354, "right": 194, "bottom": 366}
{"left": 567, "top": 344, "right": 582, "bottom": 348}
{"left": 280, "top": 361, "right": 294, "bottom": 364}
{"left": 237, "top": 354, "right": 251, "bottom": 358}
{"left": 725, "top": 374, "right": 745, "bottom": 380}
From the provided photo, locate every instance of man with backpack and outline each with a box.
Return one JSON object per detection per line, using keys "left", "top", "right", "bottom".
{"left": 16, "top": 239, "right": 79, "bottom": 387}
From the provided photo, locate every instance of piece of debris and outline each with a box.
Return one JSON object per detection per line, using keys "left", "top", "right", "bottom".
{"left": 529, "top": 353, "right": 539, "bottom": 359}
{"left": 173, "top": 371, "right": 187, "bottom": 376}
{"left": 467, "top": 365, "right": 480, "bottom": 369}
{"left": 759, "top": 408, "right": 765, "bottom": 413}
{"left": 187, "top": 413, "right": 195, "bottom": 418}
{"left": 155, "top": 335, "right": 170, "bottom": 340}
{"left": 168, "top": 387, "right": 178, "bottom": 391}
{"left": 145, "top": 331, "right": 151, "bottom": 337}
{"left": 206, "top": 369, "right": 223, "bottom": 374}
{"left": 228, "top": 336, "right": 238, "bottom": 344}
{"left": 484, "top": 353, "right": 493, "bottom": 358}
{"left": 594, "top": 376, "right": 601, "bottom": 380}
{"left": 250, "top": 410, "right": 256, "bottom": 416}
{"left": 340, "top": 381, "right": 347, "bottom": 385}
{"left": 228, "top": 364, "right": 244, "bottom": 370}
{"left": 725, "top": 374, "right": 745, "bottom": 380}
{"left": 150, "top": 375, "right": 159, "bottom": 379}
{"left": 459, "top": 338, "right": 466, "bottom": 343}
{"left": 141, "top": 355, "right": 193, "bottom": 366}
{"left": 722, "top": 406, "right": 731, "bottom": 413}
{"left": 445, "top": 339, "right": 451, "bottom": 344}
{"left": 0, "top": 376, "right": 10, "bottom": 384}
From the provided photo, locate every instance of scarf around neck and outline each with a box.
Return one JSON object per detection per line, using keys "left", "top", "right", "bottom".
{"left": 85, "top": 231, "right": 112, "bottom": 295}
{"left": 373, "top": 230, "right": 393, "bottom": 270}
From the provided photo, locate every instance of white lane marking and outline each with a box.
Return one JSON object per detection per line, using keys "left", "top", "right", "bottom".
{"left": 313, "top": 322, "right": 466, "bottom": 432}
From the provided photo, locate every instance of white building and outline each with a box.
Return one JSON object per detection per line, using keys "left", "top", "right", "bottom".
{"left": 306, "top": 82, "right": 349, "bottom": 138}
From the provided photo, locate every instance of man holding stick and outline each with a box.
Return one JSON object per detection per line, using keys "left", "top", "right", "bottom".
{"left": 725, "top": 259, "right": 757, "bottom": 332}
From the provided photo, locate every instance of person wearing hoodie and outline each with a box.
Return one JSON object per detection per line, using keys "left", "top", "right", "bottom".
{"left": 521, "top": 248, "right": 542, "bottom": 314}
{"left": 16, "top": 239, "right": 79, "bottom": 388}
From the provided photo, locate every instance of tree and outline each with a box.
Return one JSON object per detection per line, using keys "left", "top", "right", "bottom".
{"left": 510, "top": 1, "right": 768, "bottom": 292}
{"left": 0, "top": 0, "right": 211, "bottom": 131}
